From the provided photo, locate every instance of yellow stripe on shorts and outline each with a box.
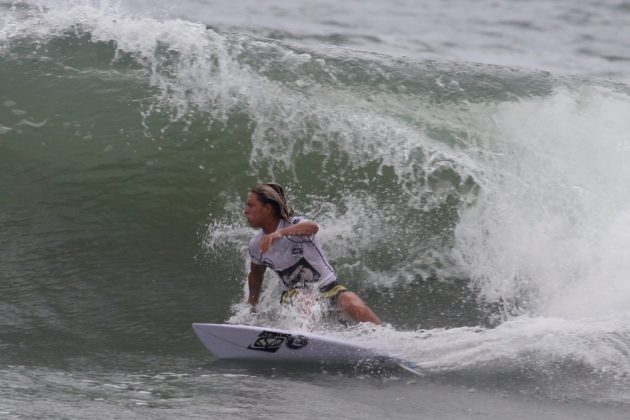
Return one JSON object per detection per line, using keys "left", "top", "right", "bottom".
{"left": 280, "top": 284, "right": 348, "bottom": 304}
{"left": 319, "top": 284, "right": 347, "bottom": 300}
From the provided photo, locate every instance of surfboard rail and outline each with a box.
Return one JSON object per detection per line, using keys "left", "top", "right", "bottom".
{"left": 192, "top": 323, "right": 424, "bottom": 376}
{"left": 192, "top": 323, "right": 385, "bottom": 362}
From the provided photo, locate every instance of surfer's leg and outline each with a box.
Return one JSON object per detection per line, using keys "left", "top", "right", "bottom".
{"left": 336, "top": 292, "right": 382, "bottom": 325}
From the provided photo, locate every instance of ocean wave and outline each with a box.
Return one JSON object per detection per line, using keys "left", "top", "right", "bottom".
{"left": 2, "top": 2, "right": 630, "bottom": 403}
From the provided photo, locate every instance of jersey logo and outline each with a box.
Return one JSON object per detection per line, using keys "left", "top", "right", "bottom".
{"left": 276, "top": 257, "right": 320, "bottom": 288}
{"left": 291, "top": 244, "right": 304, "bottom": 257}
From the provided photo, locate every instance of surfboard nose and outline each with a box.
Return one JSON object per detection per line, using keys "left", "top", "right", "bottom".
{"left": 192, "top": 323, "right": 210, "bottom": 336}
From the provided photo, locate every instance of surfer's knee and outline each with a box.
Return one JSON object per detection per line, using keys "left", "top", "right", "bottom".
{"left": 337, "top": 292, "right": 381, "bottom": 325}
{"left": 337, "top": 291, "right": 361, "bottom": 310}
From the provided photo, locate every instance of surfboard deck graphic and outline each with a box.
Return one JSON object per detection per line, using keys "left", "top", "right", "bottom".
{"left": 192, "top": 323, "right": 424, "bottom": 376}
{"left": 193, "top": 323, "right": 390, "bottom": 363}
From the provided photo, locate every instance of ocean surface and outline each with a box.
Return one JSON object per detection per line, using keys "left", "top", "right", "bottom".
{"left": 2, "top": 0, "right": 630, "bottom": 418}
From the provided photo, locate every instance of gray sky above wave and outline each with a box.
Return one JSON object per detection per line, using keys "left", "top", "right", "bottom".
{"left": 117, "top": 0, "right": 630, "bottom": 83}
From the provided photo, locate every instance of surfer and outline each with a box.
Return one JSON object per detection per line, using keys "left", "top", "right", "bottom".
{"left": 244, "top": 183, "right": 382, "bottom": 325}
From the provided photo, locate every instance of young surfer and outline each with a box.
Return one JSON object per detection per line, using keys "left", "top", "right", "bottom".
{"left": 244, "top": 183, "right": 382, "bottom": 325}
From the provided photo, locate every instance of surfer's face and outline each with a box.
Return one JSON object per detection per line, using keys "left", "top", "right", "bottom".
{"left": 244, "top": 192, "right": 272, "bottom": 228}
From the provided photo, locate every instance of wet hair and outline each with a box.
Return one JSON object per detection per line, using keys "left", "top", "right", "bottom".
{"left": 250, "top": 183, "right": 294, "bottom": 220}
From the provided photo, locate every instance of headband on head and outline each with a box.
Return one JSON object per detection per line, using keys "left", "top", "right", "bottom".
{"left": 265, "top": 183, "right": 285, "bottom": 199}
{"left": 251, "top": 183, "right": 294, "bottom": 220}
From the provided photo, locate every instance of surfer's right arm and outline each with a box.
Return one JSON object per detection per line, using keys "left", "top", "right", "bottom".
{"left": 246, "top": 262, "right": 266, "bottom": 309}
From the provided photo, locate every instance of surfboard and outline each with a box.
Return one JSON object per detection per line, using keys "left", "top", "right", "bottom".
{"left": 192, "top": 323, "right": 422, "bottom": 375}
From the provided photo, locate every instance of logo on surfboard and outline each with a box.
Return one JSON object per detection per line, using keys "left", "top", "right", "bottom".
{"left": 248, "top": 330, "right": 309, "bottom": 353}
{"left": 286, "top": 335, "right": 309, "bottom": 349}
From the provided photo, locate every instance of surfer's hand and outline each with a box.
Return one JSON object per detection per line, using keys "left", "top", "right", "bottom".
{"left": 245, "top": 295, "right": 258, "bottom": 313}
{"left": 260, "top": 231, "right": 282, "bottom": 253}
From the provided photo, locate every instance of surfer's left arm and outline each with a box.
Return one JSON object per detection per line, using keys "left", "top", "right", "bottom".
{"left": 280, "top": 220, "right": 318, "bottom": 237}
{"left": 260, "top": 220, "right": 318, "bottom": 252}
{"left": 246, "top": 262, "right": 266, "bottom": 309}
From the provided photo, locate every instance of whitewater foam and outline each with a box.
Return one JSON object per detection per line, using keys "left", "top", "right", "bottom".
{"left": 454, "top": 86, "right": 630, "bottom": 320}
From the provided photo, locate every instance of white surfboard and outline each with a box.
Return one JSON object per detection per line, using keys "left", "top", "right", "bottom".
{"left": 192, "top": 323, "right": 422, "bottom": 375}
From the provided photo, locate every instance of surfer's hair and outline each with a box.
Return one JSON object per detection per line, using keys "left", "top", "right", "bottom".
{"left": 250, "top": 183, "right": 294, "bottom": 220}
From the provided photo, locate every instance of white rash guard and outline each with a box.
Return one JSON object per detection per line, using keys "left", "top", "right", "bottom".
{"left": 248, "top": 216, "right": 337, "bottom": 291}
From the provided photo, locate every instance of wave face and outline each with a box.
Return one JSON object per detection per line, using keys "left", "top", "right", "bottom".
{"left": 1, "top": 1, "right": 630, "bottom": 405}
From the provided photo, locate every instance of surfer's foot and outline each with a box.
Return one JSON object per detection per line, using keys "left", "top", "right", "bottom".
{"left": 337, "top": 292, "right": 382, "bottom": 325}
